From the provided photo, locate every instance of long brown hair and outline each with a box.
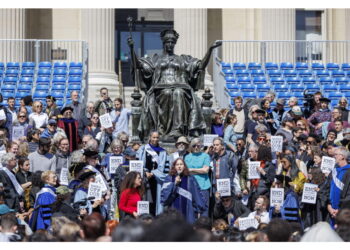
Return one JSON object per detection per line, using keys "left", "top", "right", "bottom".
{"left": 120, "top": 171, "right": 145, "bottom": 196}
{"left": 169, "top": 158, "right": 190, "bottom": 176}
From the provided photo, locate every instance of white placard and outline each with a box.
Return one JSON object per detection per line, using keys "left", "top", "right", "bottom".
{"left": 321, "top": 156, "right": 336, "bottom": 174}
{"left": 270, "top": 188, "right": 284, "bottom": 207}
{"left": 99, "top": 113, "right": 113, "bottom": 128}
{"left": 238, "top": 217, "right": 258, "bottom": 231}
{"left": 248, "top": 161, "right": 261, "bottom": 179}
{"left": 129, "top": 160, "right": 144, "bottom": 176}
{"left": 109, "top": 156, "right": 123, "bottom": 174}
{"left": 203, "top": 134, "right": 218, "bottom": 147}
{"left": 137, "top": 201, "right": 149, "bottom": 215}
{"left": 301, "top": 183, "right": 318, "bottom": 204}
{"left": 94, "top": 174, "right": 108, "bottom": 192}
{"left": 12, "top": 126, "right": 25, "bottom": 141}
{"left": 87, "top": 182, "right": 103, "bottom": 201}
{"left": 271, "top": 136, "right": 283, "bottom": 153}
{"left": 0, "top": 110, "right": 6, "bottom": 120}
{"left": 217, "top": 178, "right": 231, "bottom": 197}
{"left": 59, "top": 168, "right": 69, "bottom": 186}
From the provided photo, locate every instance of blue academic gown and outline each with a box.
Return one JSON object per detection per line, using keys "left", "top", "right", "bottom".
{"left": 29, "top": 185, "right": 56, "bottom": 231}
{"left": 137, "top": 144, "right": 168, "bottom": 215}
{"left": 161, "top": 175, "right": 207, "bottom": 224}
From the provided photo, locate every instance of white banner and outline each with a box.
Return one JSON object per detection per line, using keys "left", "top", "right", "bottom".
{"left": 59, "top": 168, "right": 69, "bottom": 186}
{"left": 87, "top": 182, "right": 103, "bottom": 201}
{"left": 238, "top": 217, "right": 258, "bottom": 231}
{"left": 203, "top": 134, "right": 218, "bottom": 147}
{"left": 109, "top": 156, "right": 123, "bottom": 174}
{"left": 99, "top": 113, "right": 113, "bottom": 129}
{"left": 321, "top": 156, "right": 336, "bottom": 174}
{"left": 271, "top": 136, "right": 283, "bottom": 153}
{"left": 301, "top": 183, "right": 318, "bottom": 204}
{"left": 137, "top": 201, "right": 150, "bottom": 215}
{"left": 217, "top": 178, "right": 231, "bottom": 197}
{"left": 129, "top": 160, "right": 144, "bottom": 176}
{"left": 270, "top": 188, "right": 284, "bottom": 207}
{"left": 94, "top": 174, "right": 108, "bottom": 192}
{"left": 12, "top": 126, "right": 25, "bottom": 141}
{"left": 248, "top": 161, "right": 261, "bottom": 179}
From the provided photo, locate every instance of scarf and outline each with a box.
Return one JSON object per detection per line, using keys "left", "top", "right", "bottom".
{"left": 330, "top": 164, "right": 350, "bottom": 209}
{"left": 2, "top": 167, "right": 24, "bottom": 195}
{"left": 145, "top": 144, "right": 164, "bottom": 163}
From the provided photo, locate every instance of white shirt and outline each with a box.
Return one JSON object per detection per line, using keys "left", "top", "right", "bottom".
{"left": 247, "top": 211, "right": 270, "bottom": 224}
{"left": 29, "top": 112, "right": 49, "bottom": 129}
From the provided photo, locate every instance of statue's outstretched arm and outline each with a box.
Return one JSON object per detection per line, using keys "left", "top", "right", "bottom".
{"left": 128, "top": 36, "right": 141, "bottom": 69}
{"left": 199, "top": 41, "right": 222, "bottom": 70}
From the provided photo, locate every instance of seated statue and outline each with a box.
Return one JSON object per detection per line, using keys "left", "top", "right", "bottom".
{"left": 128, "top": 29, "right": 221, "bottom": 142}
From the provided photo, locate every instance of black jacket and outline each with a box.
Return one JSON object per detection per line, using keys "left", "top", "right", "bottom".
{"left": 340, "top": 168, "right": 350, "bottom": 209}
{"left": 0, "top": 169, "right": 23, "bottom": 211}
{"left": 213, "top": 198, "right": 250, "bottom": 222}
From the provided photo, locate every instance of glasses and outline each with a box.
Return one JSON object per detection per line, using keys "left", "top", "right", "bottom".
{"left": 306, "top": 140, "right": 314, "bottom": 144}
{"left": 48, "top": 124, "right": 57, "bottom": 127}
{"left": 18, "top": 116, "right": 26, "bottom": 118}
{"left": 92, "top": 117, "right": 99, "bottom": 119}
{"left": 193, "top": 144, "right": 202, "bottom": 148}
{"left": 36, "top": 105, "right": 42, "bottom": 108}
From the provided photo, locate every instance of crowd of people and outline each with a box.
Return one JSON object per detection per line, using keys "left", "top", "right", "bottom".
{"left": 1, "top": 87, "right": 350, "bottom": 242}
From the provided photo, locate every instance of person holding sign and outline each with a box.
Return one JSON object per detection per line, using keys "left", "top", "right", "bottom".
{"left": 100, "top": 139, "right": 126, "bottom": 180}
{"left": 55, "top": 138, "right": 71, "bottom": 178}
{"left": 279, "top": 155, "right": 306, "bottom": 194}
{"left": 246, "top": 195, "right": 270, "bottom": 225}
{"left": 137, "top": 131, "right": 168, "bottom": 216}
{"left": 57, "top": 107, "right": 80, "bottom": 152}
{"left": 83, "top": 112, "right": 102, "bottom": 139}
{"left": 10, "top": 111, "right": 32, "bottom": 141}
{"left": 119, "top": 171, "right": 144, "bottom": 218}
{"left": 161, "top": 158, "right": 206, "bottom": 224}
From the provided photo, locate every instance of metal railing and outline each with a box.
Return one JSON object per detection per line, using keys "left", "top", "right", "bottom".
{"left": 213, "top": 40, "right": 350, "bottom": 108}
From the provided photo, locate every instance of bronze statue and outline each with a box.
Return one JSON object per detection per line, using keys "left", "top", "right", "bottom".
{"left": 128, "top": 29, "right": 221, "bottom": 142}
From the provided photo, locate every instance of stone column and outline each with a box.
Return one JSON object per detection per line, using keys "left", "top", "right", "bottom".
{"left": 81, "top": 9, "right": 119, "bottom": 103}
{"left": 0, "top": 9, "right": 25, "bottom": 62}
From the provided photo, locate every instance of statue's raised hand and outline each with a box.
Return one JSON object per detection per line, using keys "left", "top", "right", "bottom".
{"left": 210, "top": 41, "right": 222, "bottom": 50}
{"left": 127, "top": 36, "right": 134, "bottom": 48}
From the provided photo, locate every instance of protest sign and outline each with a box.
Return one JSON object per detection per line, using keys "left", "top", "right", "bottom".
{"left": 109, "top": 156, "right": 123, "bottom": 174}
{"left": 94, "top": 174, "right": 108, "bottom": 192}
{"left": 270, "top": 188, "right": 284, "bottom": 207}
{"left": 87, "top": 182, "right": 103, "bottom": 201}
{"left": 248, "top": 161, "right": 261, "bottom": 179}
{"left": 12, "top": 126, "right": 25, "bottom": 141}
{"left": 301, "top": 183, "right": 318, "bottom": 204}
{"left": 129, "top": 160, "right": 144, "bottom": 176}
{"left": 99, "top": 113, "right": 113, "bottom": 128}
{"left": 320, "top": 156, "right": 335, "bottom": 174}
{"left": 137, "top": 201, "right": 150, "bottom": 215}
{"left": 203, "top": 134, "right": 218, "bottom": 146}
{"left": 271, "top": 136, "right": 283, "bottom": 152}
{"left": 59, "top": 168, "right": 69, "bottom": 186}
{"left": 238, "top": 217, "right": 258, "bottom": 231}
{"left": 217, "top": 178, "right": 231, "bottom": 197}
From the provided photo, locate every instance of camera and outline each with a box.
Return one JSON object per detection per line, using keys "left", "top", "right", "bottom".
{"left": 303, "top": 90, "right": 315, "bottom": 118}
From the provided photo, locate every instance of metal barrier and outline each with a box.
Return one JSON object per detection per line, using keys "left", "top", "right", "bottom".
{"left": 212, "top": 40, "right": 350, "bottom": 108}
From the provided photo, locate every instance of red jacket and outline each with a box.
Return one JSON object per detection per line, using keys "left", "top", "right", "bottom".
{"left": 119, "top": 188, "right": 141, "bottom": 215}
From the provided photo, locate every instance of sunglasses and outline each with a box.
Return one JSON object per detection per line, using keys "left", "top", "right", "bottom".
{"left": 18, "top": 116, "right": 26, "bottom": 118}
{"left": 193, "top": 144, "right": 202, "bottom": 148}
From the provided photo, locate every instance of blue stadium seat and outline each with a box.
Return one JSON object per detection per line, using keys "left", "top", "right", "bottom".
{"left": 330, "top": 99, "right": 339, "bottom": 107}
{"left": 223, "top": 69, "right": 234, "bottom": 77}
{"left": 319, "top": 77, "right": 333, "bottom": 85}
{"left": 256, "top": 84, "right": 270, "bottom": 92}
{"left": 15, "top": 92, "right": 30, "bottom": 98}
{"left": 5, "top": 69, "right": 19, "bottom": 77}
{"left": 38, "top": 69, "right": 51, "bottom": 77}
{"left": 39, "top": 61, "right": 52, "bottom": 69}
{"left": 53, "top": 68, "right": 67, "bottom": 77}
{"left": 68, "top": 76, "right": 82, "bottom": 84}
{"left": 274, "top": 84, "right": 289, "bottom": 92}
{"left": 305, "top": 84, "right": 320, "bottom": 91}
{"left": 68, "top": 69, "right": 83, "bottom": 77}
{"left": 228, "top": 91, "right": 241, "bottom": 98}
{"left": 22, "top": 62, "right": 35, "bottom": 70}
{"left": 240, "top": 84, "right": 255, "bottom": 92}
{"left": 339, "top": 84, "right": 350, "bottom": 92}
{"left": 56, "top": 99, "right": 64, "bottom": 106}
{"left": 52, "top": 76, "right": 66, "bottom": 84}
{"left": 265, "top": 62, "right": 278, "bottom": 70}
{"left": 2, "top": 92, "right": 14, "bottom": 99}
{"left": 221, "top": 62, "right": 231, "bottom": 70}
{"left": 290, "top": 84, "right": 305, "bottom": 92}
{"left": 326, "top": 63, "right": 340, "bottom": 70}
{"left": 68, "top": 84, "right": 81, "bottom": 91}
{"left": 3, "top": 77, "right": 17, "bottom": 84}
{"left": 50, "top": 91, "right": 65, "bottom": 99}
{"left": 51, "top": 84, "right": 66, "bottom": 91}
{"left": 237, "top": 77, "right": 251, "bottom": 84}
{"left": 280, "top": 62, "right": 294, "bottom": 70}
{"left": 69, "top": 62, "right": 83, "bottom": 70}
{"left": 1, "top": 84, "right": 16, "bottom": 91}
{"left": 270, "top": 77, "right": 285, "bottom": 85}
{"left": 0, "top": 69, "right": 4, "bottom": 76}
{"left": 312, "top": 63, "right": 325, "bottom": 70}
{"left": 298, "top": 70, "right": 313, "bottom": 78}
{"left": 250, "top": 69, "right": 265, "bottom": 77}
{"left": 316, "top": 70, "right": 330, "bottom": 78}
{"left": 285, "top": 77, "right": 300, "bottom": 84}
{"left": 233, "top": 63, "right": 246, "bottom": 70}
{"left": 341, "top": 63, "right": 350, "bottom": 71}
{"left": 6, "top": 62, "right": 20, "bottom": 70}
{"left": 302, "top": 77, "right": 316, "bottom": 84}
{"left": 36, "top": 77, "right": 51, "bottom": 84}
{"left": 331, "top": 70, "right": 346, "bottom": 78}
{"left": 283, "top": 70, "right": 297, "bottom": 77}
{"left": 235, "top": 69, "right": 250, "bottom": 77}
{"left": 277, "top": 92, "right": 292, "bottom": 99}
{"left": 328, "top": 92, "right": 343, "bottom": 99}
{"left": 253, "top": 76, "right": 267, "bottom": 84}
{"left": 334, "top": 77, "right": 349, "bottom": 85}
{"left": 21, "top": 69, "right": 34, "bottom": 77}
{"left": 17, "top": 84, "right": 32, "bottom": 92}
{"left": 226, "top": 84, "right": 239, "bottom": 91}
{"left": 36, "top": 85, "right": 50, "bottom": 91}
{"left": 0, "top": 62, "right": 4, "bottom": 70}
{"left": 257, "top": 92, "right": 266, "bottom": 98}
{"left": 65, "top": 99, "right": 72, "bottom": 105}
{"left": 54, "top": 62, "right": 68, "bottom": 70}
{"left": 33, "top": 91, "right": 47, "bottom": 99}
{"left": 345, "top": 92, "right": 350, "bottom": 98}
{"left": 225, "top": 76, "right": 235, "bottom": 83}
{"left": 242, "top": 92, "right": 256, "bottom": 98}
{"left": 323, "top": 84, "right": 338, "bottom": 92}
{"left": 268, "top": 70, "right": 282, "bottom": 78}
{"left": 292, "top": 92, "right": 304, "bottom": 98}
{"left": 19, "top": 77, "right": 33, "bottom": 84}
{"left": 248, "top": 62, "right": 262, "bottom": 70}
{"left": 295, "top": 62, "right": 308, "bottom": 70}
